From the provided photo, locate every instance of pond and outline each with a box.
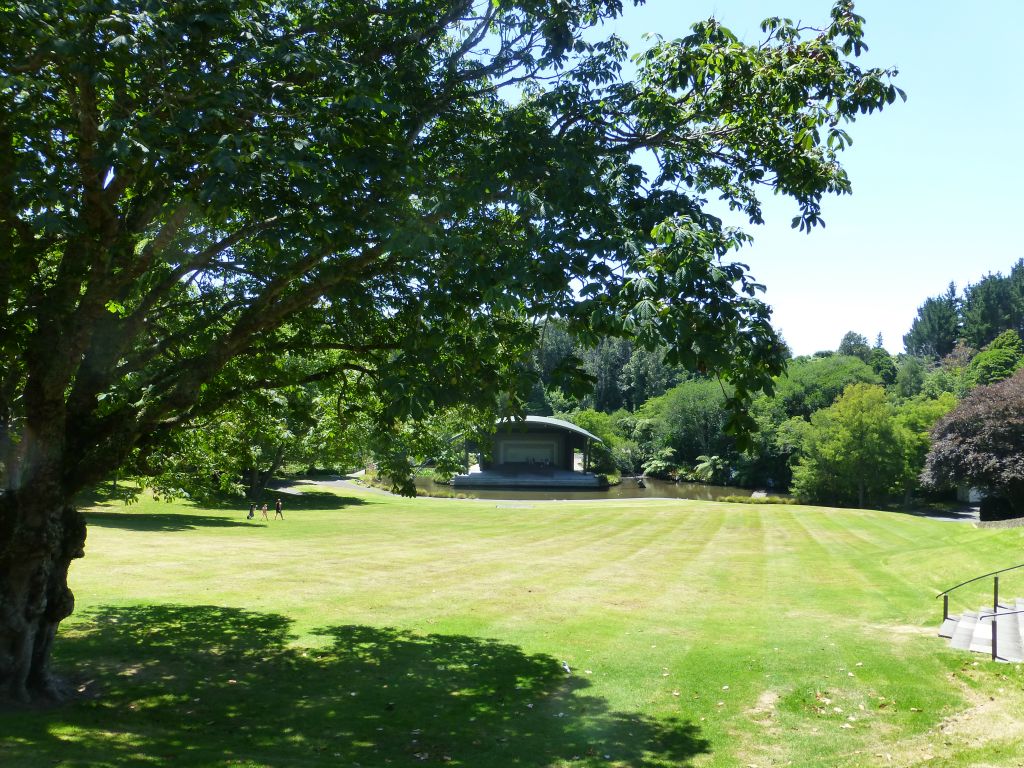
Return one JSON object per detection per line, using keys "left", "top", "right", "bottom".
{"left": 413, "top": 476, "right": 773, "bottom": 502}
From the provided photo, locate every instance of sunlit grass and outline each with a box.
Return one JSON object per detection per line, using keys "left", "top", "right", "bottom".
{"left": 2, "top": 485, "right": 1023, "bottom": 767}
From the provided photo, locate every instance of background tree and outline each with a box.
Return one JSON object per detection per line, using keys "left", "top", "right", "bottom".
{"left": 893, "top": 393, "right": 956, "bottom": 505}
{"left": 837, "top": 331, "right": 871, "bottom": 362}
{"left": 894, "top": 356, "right": 926, "bottom": 398}
{"left": 579, "top": 338, "right": 632, "bottom": 412}
{"left": 964, "top": 329, "right": 1024, "bottom": 387}
{"left": 790, "top": 384, "right": 904, "bottom": 508}
{"left": 923, "top": 370, "right": 1024, "bottom": 518}
{"left": 638, "top": 378, "right": 734, "bottom": 468}
{"left": 773, "top": 355, "right": 880, "bottom": 418}
{"left": 618, "top": 347, "right": 680, "bottom": 411}
{"left": 868, "top": 347, "right": 897, "bottom": 385}
{"left": 692, "top": 454, "right": 727, "bottom": 484}
{"left": 0, "top": 0, "right": 901, "bottom": 702}
{"left": 903, "top": 282, "right": 960, "bottom": 358}
{"left": 960, "top": 261, "right": 1024, "bottom": 349}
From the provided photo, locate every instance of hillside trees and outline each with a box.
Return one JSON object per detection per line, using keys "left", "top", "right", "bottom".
{"left": 964, "top": 329, "right": 1024, "bottom": 387}
{"left": 961, "top": 262, "right": 1024, "bottom": 349}
{"left": 837, "top": 331, "right": 871, "bottom": 362}
{"left": 0, "top": 0, "right": 901, "bottom": 702}
{"left": 639, "top": 378, "right": 734, "bottom": 468}
{"left": 903, "top": 283, "right": 959, "bottom": 358}
{"left": 773, "top": 355, "right": 880, "bottom": 418}
{"left": 902, "top": 261, "right": 1024, "bottom": 358}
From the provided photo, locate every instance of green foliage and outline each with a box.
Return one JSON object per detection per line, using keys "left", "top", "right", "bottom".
{"left": 730, "top": 394, "right": 791, "bottom": 489}
{"left": 894, "top": 356, "right": 926, "bottom": 398}
{"left": 618, "top": 347, "right": 681, "bottom": 411}
{"left": 961, "top": 261, "right": 1024, "bottom": 349}
{"left": 772, "top": 356, "right": 880, "bottom": 419}
{"left": 610, "top": 440, "right": 646, "bottom": 475}
{"left": 965, "top": 347, "right": 1023, "bottom": 387}
{"left": 868, "top": 347, "right": 897, "bottom": 385}
{"left": 790, "top": 384, "right": 904, "bottom": 507}
{"left": 559, "top": 409, "right": 621, "bottom": 448}
{"left": 639, "top": 379, "right": 733, "bottom": 467}
{"left": 586, "top": 440, "right": 619, "bottom": 477}
{"left": 641, "top": 447, "right": 678, "bottom": 479}
{"left": 691, "top": 454, "right": 727, "bottom": 484}
{"left": 985, "top": 328, "right": 1024, "bottom": 353}
{"left": 903, "top": 283, "right": 960, "bottom": 358}
{"left": 837, "top": 331, "right": 871, "bottom": 362}
{"left": 558, "top": 409, "right": 622, "bottom": 475}
{"left": 961, "top": 329, "right": 1024, "bottom": 387}
{"left": 0, "top": 0, "right": 903, "bottom": 506}
{"left": 893, "top": 392, "right": 957, "bottom": 500}
{"left": 580, "top": 338, "right": 633, "bottom": 412}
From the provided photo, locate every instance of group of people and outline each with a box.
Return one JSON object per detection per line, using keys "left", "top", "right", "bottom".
{"left": 247, "top": 498, "right": 284, "bottom": 521}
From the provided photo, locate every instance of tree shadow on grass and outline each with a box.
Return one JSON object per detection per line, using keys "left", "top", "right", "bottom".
{"left": 1, "top": 605, "right": 709, "bottom": 767}
{"left": 82, "top": 510, "right": 256, "bottom": 532}
{"left": 172, "top": 489, "right": 371, "bottom": 513}
{"left": 80, "top": 491, "right": 369, "bottom": 532}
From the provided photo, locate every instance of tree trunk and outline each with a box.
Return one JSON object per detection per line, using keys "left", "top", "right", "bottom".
{"left": 266, "top": 443, "right": 287, "bottom": 488}
{"left": 0, "top": 490, "right": 86, "bottom": 704}
{"left": 246, "top": 466, "right": 261, "bottom": 499}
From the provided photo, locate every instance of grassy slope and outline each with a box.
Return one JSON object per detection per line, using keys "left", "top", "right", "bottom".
{"left": 3, "top": 487, "right": 1024, "bottom": 768}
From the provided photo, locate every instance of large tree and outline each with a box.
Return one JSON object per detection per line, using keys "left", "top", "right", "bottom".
{"left": 837, "top": 331, "right": 870, "bottom": 362}
{"left": 0, "top": 0, "right": 900, "bottom": 702}
{"left": 922, "top": 369, "right": 1024, "bottom": 515}
{"left": 790, "top": 383, "right": 904, "bottom": 508}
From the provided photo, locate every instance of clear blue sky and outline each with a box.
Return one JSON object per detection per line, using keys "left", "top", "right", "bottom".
{"left": 597, "top": 0, "right": 1024, "bottom": 355}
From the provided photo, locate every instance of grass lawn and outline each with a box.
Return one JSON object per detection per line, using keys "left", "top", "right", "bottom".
{"left": 3, "top": 485, "right": 1024, "bottom": 767}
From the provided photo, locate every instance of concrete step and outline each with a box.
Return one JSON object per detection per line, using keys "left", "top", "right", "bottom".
{"left": 940, "top": 597, "right": 1024, "bottom": 662}
{"left": 996, "top": 609, "right": 1024, "bottom": 662}
{"left": 1018, "top": 599, "right": 1024, "bottom": 650}
{"left": 949, "top": 611, "right": 978, "bottom": 650}
{"left": 966, "top": 606, "right": 1023, "bottom": 662}
{"left": 969, "top": 609, "right": 993, "bottom": 654}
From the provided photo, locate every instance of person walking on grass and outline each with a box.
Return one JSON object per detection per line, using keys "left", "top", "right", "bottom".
{"left": 261, "top": 503, "right": 268, "bottom": 520}
{"left": 247, "top": 502, "right": 255, "bottom": 520}
{"left": 275, "top": 498, "right": 283, "bottom": 520}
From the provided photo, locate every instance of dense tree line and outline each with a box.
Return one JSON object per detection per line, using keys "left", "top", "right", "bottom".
{"left": 546, "top": 321, "right": 1021, "bottom": 513}
{"left": 129, "top": 273, "right": 1024, "bottom": 521}
{"left": 904, "top": 260, "right": 1024, "bottom": 356}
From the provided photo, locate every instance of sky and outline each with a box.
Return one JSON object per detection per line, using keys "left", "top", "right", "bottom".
{"left": 594, "top": 0, "right": 1024, "bottom": 355}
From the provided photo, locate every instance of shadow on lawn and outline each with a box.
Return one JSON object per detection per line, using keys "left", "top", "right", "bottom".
{"left": 3, "top": 605, "right": 709, "bottom": 767}
{"left": 79, "top": 490, "right": 369, "bottom": 532}
{"left": 82, "top": 510, "right": 255, "bottom": 532}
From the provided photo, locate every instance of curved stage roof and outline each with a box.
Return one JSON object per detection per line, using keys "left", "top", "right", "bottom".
{"left": 498, "top": 415, "right": 603, "bottom": 443}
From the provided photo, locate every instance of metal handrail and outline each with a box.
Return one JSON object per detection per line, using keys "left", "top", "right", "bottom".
{"left": 977, "top": 607, "right": 1024, "bottom": 661}
{"left": 977, "top": 608, "right": 1024, "bottom": 620}
{"left": 936, "top": 563, "right": 1024, "bottom": 598}
{"left": 938, "top": 564, "right": 1024, "bottom": 661}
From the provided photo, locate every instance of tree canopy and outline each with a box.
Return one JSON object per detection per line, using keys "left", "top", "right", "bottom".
{"left": 923, "top": 370, "right": 1024, "bottom": 516}
{"left": 903, "top": 282, "right": 960, "bottom": 359}
{"left": 790, "top": 383, "right": 903, "bottom": 508}
{"left": 0, "top": 0, "right": 901, "bottom": 703}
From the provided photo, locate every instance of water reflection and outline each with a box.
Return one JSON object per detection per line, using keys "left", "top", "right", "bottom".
{"left": 414, "top": 476, "right": 771, "bottom": 502}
